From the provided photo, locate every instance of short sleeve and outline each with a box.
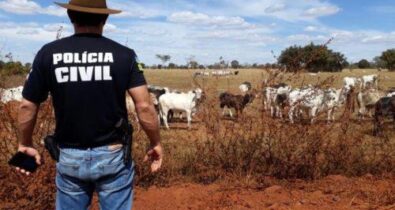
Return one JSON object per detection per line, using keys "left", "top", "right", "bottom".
{"left": 22, "top": 48, "right": 49, "bottom": 104}
{"left": 127, "top": 52, "right": 147, "bottom": 89}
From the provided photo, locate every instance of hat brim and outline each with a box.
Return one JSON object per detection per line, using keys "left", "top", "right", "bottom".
{"left": 55, "top": 2, "right": 122, "bottom": 14}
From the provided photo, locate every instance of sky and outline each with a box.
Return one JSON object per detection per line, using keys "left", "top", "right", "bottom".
{"left": 0, "top": 0, "right": 394, "bottom": 65}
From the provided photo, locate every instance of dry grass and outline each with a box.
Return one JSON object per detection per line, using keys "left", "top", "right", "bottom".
{"left": 132, "top": 68, "right": 395, "bottom": 185}
{"left": 1, "top": 69, "right": 395, "bottom": 209}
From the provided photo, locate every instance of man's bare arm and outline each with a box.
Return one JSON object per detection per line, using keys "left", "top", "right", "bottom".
{"left": 15, "top": 99, "right": 42, "bottom": 176}
{"left": 128, "top": 86, "right": 160, "bottom": 145}
{"left": 128, "top": 85, "right": 162, "bottom": 172}
{"left": 18, "top": 99, "right": 39, "bottom": 146}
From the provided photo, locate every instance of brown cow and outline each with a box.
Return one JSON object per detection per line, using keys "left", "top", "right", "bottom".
{"left": 219, "top": 92, "right": 255, "bottom": 118}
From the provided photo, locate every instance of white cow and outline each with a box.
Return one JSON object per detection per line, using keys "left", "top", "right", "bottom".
{"left": 268, "top": 85, "right": 292, "bottom": 118}
{"left": 289, "top": 87, "right": 347, "bottom": 124}
{"left": 263, "top": 83, "right": 291, "bottom": 112}
{"left": 212, "top": 70, "right": 232, "bottom": 76}
{"left": 357, "top": 89, "right": 383, "bottom": 119}
{"left": 361, "top": 74, "right": 378, "bottom": 90}
{"left": 1, "top": 86, "right": 23, "bottom": 103}
{"left": 159, "top": 88, "right": 202, "bottom": 129}
{"left": 323, "top": 88, "right": 347, "bottom": 122}
{"left": 343, "top": 77, "right": 360, "bottom": 91}
{"left": 288, "top": 87, "right": 324, "bottom": 124}
{"left": 126, "top": 92, "right": 161, "bottom": 128}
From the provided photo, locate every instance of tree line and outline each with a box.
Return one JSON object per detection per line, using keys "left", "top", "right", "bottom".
{"left": 152, "top": 46, "right": 395, "bottom": 72}
{"left": 1, "top": 46, "right": 395, "bottom": 77}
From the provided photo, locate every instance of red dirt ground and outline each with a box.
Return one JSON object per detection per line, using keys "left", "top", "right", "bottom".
{"left": 83, "top": 175, "right": 395, "bottom": 210}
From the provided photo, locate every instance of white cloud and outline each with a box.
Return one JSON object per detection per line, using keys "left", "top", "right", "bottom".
{"left": 0, "top": 0, "right": 65, "bottom": 16}
{"left": 0, "top": 21, "right": 71, "bottom": 42}
{"left": 108, "top": 0, "right": 167, "bottom": 19}
{"left": 0, "top": 0, "right": 39, "bottom": 15}
{"left": 196, "top": 0, "right": 342, "bottom": 22}
{"left": 304, "top": 26, "right": 318, "bottom": 32}
{"left": 303, "top": 6, "right": 341, "bottom": 17}
{"left": 286, "top": 34, "right": 328, "bottom": 43}
{"left": 0, "top": 0, "right": 392, "bottom": 65}
{"left": 168, "top": 11, "right": 254, "bottom": 29}
{"left": 265, "top": 4, "right": 286, "bottom": 14}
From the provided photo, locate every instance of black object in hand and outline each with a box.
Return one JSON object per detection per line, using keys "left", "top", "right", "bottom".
{"left": 8, "top": 152, "right": 38, "bottom": 173}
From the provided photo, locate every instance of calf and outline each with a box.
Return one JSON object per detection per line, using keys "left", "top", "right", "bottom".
{"left": 373, "top": 97, "right": 395, "bottom": 136}
{"left": 219, "top": 92, "right": 255, "bottom": 118}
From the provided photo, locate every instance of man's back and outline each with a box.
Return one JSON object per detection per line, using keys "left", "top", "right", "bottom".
{"left": 16, "top": 2, "right": 162, "bottom": 209}
{"left": 23, "top": 33, "right": 146, "bottom": 147}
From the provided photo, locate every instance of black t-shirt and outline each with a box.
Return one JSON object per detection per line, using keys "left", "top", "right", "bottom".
{"left": 23, "top": 33, "right": 146, "bottom": 148}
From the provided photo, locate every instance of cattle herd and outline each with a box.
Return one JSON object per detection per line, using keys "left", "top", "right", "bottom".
{"left": 1, "top": 73, "right": 394, "bottom": 135}
{"left": 194, "top": 70, "right": 239, "bottom": 77}
{"left": 259, "top": 74, "right": 395, "bottom": 136}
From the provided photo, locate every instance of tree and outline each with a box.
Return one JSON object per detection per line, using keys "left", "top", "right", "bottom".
{"left": 278, "top": 45, "right": 304, "bottom": 72}
{"left": 278, "top": 43, "right": 347, "bottom": 72}
{"left": 357, "top": 59, "right": 371, "bottom": 69}
{"left": 168, "top": 63, "right": 177, "bottom": 69}
{"left": 186, "top": 55, "right": 199, "bottom": 69}
{"left": 373, "top": 56, "right": 385, "bottom": 69}
{"left": 156, "top": 54, "right": 171, "bottom": 68}
{"left": 219, "top": 56, "right": 227, "bottom": 68}
{"left": 380, "top": 49, "right": 395, "bottom": 71}
{"left": 230, "top": 60, "right": 240, "bottom": 69}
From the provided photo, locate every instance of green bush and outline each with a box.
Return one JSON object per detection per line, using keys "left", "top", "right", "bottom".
{"left": 380, "top": 49, "right": 395, "bottom": 71}
{"left": 357, "top": 59, "right": 371, "bottom": 69}
{"left": 278, "top": 43, "right": 348, "bottom": 72}
{"left": 0, "top": 60, "right": 30, "bottom": 76}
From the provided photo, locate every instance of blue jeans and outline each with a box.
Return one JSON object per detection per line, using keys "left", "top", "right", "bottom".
{"left": 55, "top": 145, "right": 134, "bottom": 210}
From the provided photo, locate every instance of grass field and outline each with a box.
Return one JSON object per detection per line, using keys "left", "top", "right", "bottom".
{"left": 143, "top": 68, "right": 395, "bottom": 92}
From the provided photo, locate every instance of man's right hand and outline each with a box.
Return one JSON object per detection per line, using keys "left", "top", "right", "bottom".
{"left": 15, "top": 144, "right": 42, "bottom": 176}
{"left": 144, "top": 144, "right": 163, "bottom": 173}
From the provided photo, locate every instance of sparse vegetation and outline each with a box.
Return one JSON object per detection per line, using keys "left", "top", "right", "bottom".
{"left": 1, "top": 68, "right": 395, "bottom": 209}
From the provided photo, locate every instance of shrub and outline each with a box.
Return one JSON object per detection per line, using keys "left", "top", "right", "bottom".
{"left": 278, "top": 43, "right": 348, "bottom": 72}
{"left": 357, "top": 59, "right": 371, "bottom": 69}
{"left": 380, "top": 49, "right": 395, "bottom": 71}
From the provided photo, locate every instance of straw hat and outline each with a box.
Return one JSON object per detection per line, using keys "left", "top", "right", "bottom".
{"left": 55, "top": 0, "right": 121, "bottom": 14}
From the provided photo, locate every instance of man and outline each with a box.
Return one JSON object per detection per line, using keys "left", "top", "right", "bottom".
{"left": 15, "top": 0, "right": 163, "bottom": 209}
